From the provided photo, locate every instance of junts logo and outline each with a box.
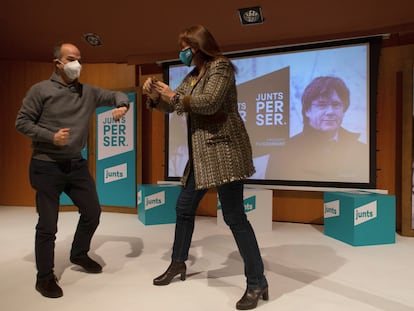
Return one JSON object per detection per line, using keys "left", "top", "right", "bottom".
{"left": 145, "top": 191, "right": 165, "bottom": 210}
{"left": 324, "top": 200, "right": 340, "bottom": 218}
{"left": 354, "top": 201, "right": 377, "bottom": 226}
{"left": 244, "top": 196, "right": 256, "bottom": 213}
{"left": 104, "top": 163, "right": 127, "bottom": 183}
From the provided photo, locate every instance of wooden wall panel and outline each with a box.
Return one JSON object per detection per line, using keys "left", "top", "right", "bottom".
{"left": 376, "top": 44, "right": 414, "bottom": 232}
{"left": 0, "top": 61, "right": 52, "bottom": 206}
{"left": 81, "top": 63, "right": 135, "bottom": 89}
{"left": 273, "top": 190, "right": 324, "bottom": 224}
{"left": 401, "top": 58, "right": 414, "bottom": 236}
{"left": 138, "top": 70, "right": 165, "bottom": 184}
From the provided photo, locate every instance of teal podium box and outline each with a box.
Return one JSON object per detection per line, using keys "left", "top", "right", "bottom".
{"left": 137, "top": 184, "right": 180, "bottom": 225}
{"left": 324, "top": 191, "right": 396, "bottom": 246}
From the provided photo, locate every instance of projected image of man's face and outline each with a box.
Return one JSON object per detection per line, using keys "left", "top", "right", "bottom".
{"left": 306, "top": 90, "right": 345, "bottom": 132}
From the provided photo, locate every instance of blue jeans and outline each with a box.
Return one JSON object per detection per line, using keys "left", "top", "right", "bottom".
{"left": 29, "top": 158, "right": 101, "bottom": 280}
{"left": 172, "top": 170, "right": 267, "bottom": 289}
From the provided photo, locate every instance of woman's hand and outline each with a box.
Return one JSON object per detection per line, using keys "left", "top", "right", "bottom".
{"left": 153, "top": 81, "right": 175, "bottom": 102}
{"left": 142, "top": 77, "right": 154, "bottom": 94}
{"left": 143, "top": 77, "right": 160, "bottom": 101}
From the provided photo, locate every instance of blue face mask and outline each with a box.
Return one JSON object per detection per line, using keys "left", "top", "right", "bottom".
{"left": 179, "top": 48, "right": 193, "bottom": 66}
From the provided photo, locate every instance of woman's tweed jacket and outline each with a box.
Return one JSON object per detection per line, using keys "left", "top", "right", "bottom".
{"left": 158, "top": 57, "right": 255, "bottom": 190}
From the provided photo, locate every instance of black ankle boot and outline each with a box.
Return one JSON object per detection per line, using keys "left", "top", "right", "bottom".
{"left": 35, "top": 275, "right": 63, "bottom": 298}
{"left": 70, "top": 255, "right": 102, "bottom": 273}
{"left": 153, "top": 261, "right": 186, "bottom": 286}
{"left": 236, "top": 285, "right": 269, "bottom": 310}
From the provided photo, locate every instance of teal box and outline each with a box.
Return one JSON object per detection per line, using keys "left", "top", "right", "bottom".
{"left": 137, "top": 184, "right": 180, "bottom": 225}
{"left": 324, "top": 191, "right": 396, "bottom": 246}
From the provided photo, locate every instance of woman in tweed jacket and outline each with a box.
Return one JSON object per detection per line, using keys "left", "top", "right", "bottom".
{"left": 143, "top": 25, "right": 268, "bottom": 310}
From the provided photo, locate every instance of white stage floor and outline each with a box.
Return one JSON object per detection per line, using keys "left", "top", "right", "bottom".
{"left": 1, "top": 205, "right": 414, "bottom": 311}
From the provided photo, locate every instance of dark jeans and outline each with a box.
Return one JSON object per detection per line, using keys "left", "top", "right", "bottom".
{"left": 29, "top": 158, "right": 101, "bottom": 280}
{"left": 172, "top": 170, "right": 267, "bottom": 289}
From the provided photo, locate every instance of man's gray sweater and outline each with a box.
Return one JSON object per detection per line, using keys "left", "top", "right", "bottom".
{"left": 16, "top": 72, "right": 130, "bottom": 161}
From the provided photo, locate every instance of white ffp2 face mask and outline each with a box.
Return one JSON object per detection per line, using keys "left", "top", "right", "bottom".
{"left": 60, "top": 60, "right": 82, "bottom": 80}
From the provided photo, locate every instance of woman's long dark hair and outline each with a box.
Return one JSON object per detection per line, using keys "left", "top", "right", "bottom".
{"left": 178, "top": 25, "right": 236, "bottom": 72}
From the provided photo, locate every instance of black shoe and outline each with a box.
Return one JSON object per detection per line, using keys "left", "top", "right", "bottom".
{"left": 70, "top": 255, "right": 102, "bottom": 273}
{"left": 153, "top": 261, "right": 186, "bottom": 286}
{"left": 236, "top": 286, "right": 269, "bottom": 310}
{"left": 35, "top": 276, "right": 63, "bottom": 298}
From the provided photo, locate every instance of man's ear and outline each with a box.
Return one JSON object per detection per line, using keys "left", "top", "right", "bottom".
{"left": 54, "top": 59, "right": 63, "bottom": 70}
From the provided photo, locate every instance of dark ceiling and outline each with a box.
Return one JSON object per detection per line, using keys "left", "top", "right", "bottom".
{"left": 1, "top": 0, "right": 414, "bottom": 65}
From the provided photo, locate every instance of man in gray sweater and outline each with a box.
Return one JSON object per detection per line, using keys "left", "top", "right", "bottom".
{"left": 15, "top": 42, "right": 130, "bottom": 298}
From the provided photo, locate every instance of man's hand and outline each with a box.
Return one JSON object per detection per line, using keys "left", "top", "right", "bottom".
{"left": 112, "top": 106, "right": 128, "bottom": 122}
{"left": 53, "top": 128, "right": 70, "bottom": 146}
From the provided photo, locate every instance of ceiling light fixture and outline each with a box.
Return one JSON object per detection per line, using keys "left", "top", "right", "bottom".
{"left": 82, "top": 33, "right": 103, "bottom": 46}
{"left": 238, "top": 6, "right": 264, "bottom": 25}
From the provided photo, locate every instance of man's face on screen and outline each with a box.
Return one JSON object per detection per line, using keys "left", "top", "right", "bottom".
{"left": 305, "top": 90, "right": 345, "bottom": 132}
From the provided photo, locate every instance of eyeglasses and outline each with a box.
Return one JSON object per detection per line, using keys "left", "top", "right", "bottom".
{"left": 311, "top": 101, "right": 343, "bottom": 111}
